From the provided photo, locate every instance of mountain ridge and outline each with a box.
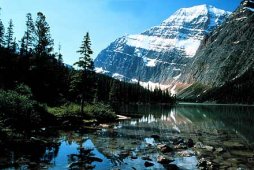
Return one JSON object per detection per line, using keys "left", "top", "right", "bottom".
{"left": 177, "top": 0, "right": 254, "bottom": 103}
{"left": 94, "top": 4, "right": 231, "bottom": 87}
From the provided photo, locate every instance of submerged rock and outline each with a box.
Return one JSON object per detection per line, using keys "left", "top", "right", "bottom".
{"left": 194, "top": 142, "right": 214, "bottom": 152}
{"left": 187, "top": 139, "right": 194, "bottom": 148}
{"left": 119, "top": 150, "right": 131, "bottom": 158}
{"left": 174, "top": 143, "right": 187, "bottom": 150}
{"left": 157, "top": 144, "right": 173, "bottom": 153}
{"left": 223, "top": 141, "right": 246, "bottom": 150}
{"left": 164, "top": 164, "right": 179, "bottom": 170}
{"left": 197, "top": 158, "right": 207, "bottom": 169}
{"left": 197, "top": 158, "right": 214, "bottom": 169}
{"left": 173, "top": 137, "right": 184, "bottom": 145}
{"left": 67, "top": 161, "right": 95, "bottom": 169}
{"left": 230, "top": 150, "right": 254, "bottom": 157}
{"left": 131, "top": 155, "right": 138, "bottom": 159}
{"left": 144, "top": 161, "right": 154, "bottom": 167}
{"left": 30, "top": 137, "right": 47, "bottom": 144}
{"left": 151, "top": 135, "right": 160, "bottom": 140}
{"left": 141, "top": 156, "right": 153, "bottom": 161}
{"left": 194, "top": 142, "right": 204, "bottom": 149}
{"left": 215, "top": 147, "right": 225, "bottom": 154}
{"left": 16, "top": 157, "right": 30, "bottom": 164}
{"left": 205, "top": 145, "right": 214, "bottom": 152}
{"left": 157, "top": 155, "right": 174, "bottom": 164}
{"left": 177, "top": 150, "right": 195, "bottom": 157}
{"left": 29, "top": 162, "right": 38, "bottom": 168}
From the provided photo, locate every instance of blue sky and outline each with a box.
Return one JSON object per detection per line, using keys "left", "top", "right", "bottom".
{"left": 0, "top": 0, "right": 242, "bottom": 64}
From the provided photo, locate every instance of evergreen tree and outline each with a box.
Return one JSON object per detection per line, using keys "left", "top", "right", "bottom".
{"left": 71, "top": 32, "right": 94, "bottom": 115}
{"left": 0, "top": 21, "right": 4, "bottom": 48}
{"left": 34, "top": 12, "right": 54, "bottom": 56}
{"left": 5, "top": 19, "right": 14, "bottom": 49}
{"left": 23, "top": 13, "right": 35, "bottom": 55}
{"left": 10, "top": 37, "right": 18, "bottom": 53}
{"left": 57, "top": 43, "right": 63, "bottom": 63}
{"left": 109, "top": 81, "right": 119, "bottom": 103}
{"left": 20, "top": 37, "right": 25, "bottom": 56}
{"left": 75, "top": 32, "right": 94, "bottom": 71}
{"left": 0, "top": 8, "right": 4, "bottom": 48}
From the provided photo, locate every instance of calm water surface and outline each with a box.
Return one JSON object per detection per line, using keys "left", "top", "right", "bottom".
{"left": 2, "top": 104, "right": 254, "bottom": 169}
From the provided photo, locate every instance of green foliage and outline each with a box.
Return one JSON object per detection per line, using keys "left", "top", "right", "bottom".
{"left": 47, "top": 103, "right": 81, "bottom": 117}
{"left": 15, "top": 83, "right": 33, "bottom": 98}
{"left": 0, "top": 19, "right": 5, "bottom": 48}
{"left": 96, "top": 73, "right": 175, "bottom": 104}
{"left": 5, "top": 19, "right": 14, "bottom": 49}
{"left": 69, "top": 71, "right": 83, "bottom": 94}
{"left": 23, "top": 13, "right": 35, "bottom": 55}
{"left": 71, "top": 32, "right": 96, "bottom": 114}
{"left": 0, "top": 11, "right": 175, "bottom": 110}
{"left": 84, "top": 103, "right": 117, "bottom": 121}
{"left": 34, "top": 12, "right": 54, "bottom": 56}
{"left": 75, "top": 32, "right": 94, "bottom": 71}
{"left": 0, "top": 88, "right": 51, "bottom": 130}
{"left": 48, "top": 103, "right": 117, "bottom": 121}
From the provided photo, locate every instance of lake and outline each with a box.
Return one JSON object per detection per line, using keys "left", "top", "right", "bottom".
{"left": 1, "top": 103, "right": 254, "bottom": 169}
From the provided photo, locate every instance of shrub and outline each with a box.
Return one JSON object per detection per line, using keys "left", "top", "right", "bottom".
{"left": 48, "top": 102, "right": 117, "bottom": 122}
{"left": 47, "top": 103, "right": 81, "bottom": 118}
{"left": 84, "top": 103, "right": 117, "bottom": 122}
{"left": 0, "top": 89, "right": 53, "bottom": 130}
{"left": 14, "top": 83, "right": 33, "bottom": 98}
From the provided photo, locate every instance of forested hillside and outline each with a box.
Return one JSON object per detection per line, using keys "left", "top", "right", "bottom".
{"left": 0, "top": 11, "right": 175, "bottom": 106}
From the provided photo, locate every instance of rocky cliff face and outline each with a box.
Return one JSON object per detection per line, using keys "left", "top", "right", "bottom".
{"left": 178, "top": 0, "right": 254, "bottom": 100}
{"left": 94, "top": 5, "right": 230, "bottom": 86}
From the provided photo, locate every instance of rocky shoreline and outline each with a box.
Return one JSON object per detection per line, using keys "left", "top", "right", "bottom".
{"left": 0, "top": 120, "right": 254, "bottom": 169}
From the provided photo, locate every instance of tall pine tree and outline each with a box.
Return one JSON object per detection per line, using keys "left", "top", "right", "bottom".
{"left": 5, "top": 19, "right": 14, "bottom": 49}
{"left": 57, "top": 43, "right": 63, "bottom": 63}
{"left": 20, "top": 37, "right": 26, "bottom": 56}
{"left": 10, "top": 37, "right": 18, "bottom": 53}
{"left": 75, "top": 32, "right": 94, "bottom": 71}
{"left": 0, "top": 20, "right": 4, "bottom": 48}
{"left": 23, "top": 13, "right": 35, "bottom": 55}
{"left": 0, "top": 8, "right": 4, "bottom": 48}
{"left": 34, "top": 12, "right": 54, "bottom": 56}
{"left": 0, "top": 13, "right": 4, "bottom": 48}
{"left": 71, "top": 32, "right": 94, "bottom": 115}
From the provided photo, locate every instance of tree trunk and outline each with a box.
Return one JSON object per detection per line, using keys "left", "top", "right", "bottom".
{"left": 81, "top": 94, "right": 84, "bottom": 115}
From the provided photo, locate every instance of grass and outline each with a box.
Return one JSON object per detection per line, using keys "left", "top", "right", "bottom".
{"left": 48, "top": 102, "right": 117, "bottom": 122}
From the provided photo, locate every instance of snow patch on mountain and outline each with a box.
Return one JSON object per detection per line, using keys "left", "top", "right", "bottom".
{"left": 94, "top": 4, "right": 231, "bottom": 86}
{"left": 245, "top": 7, "right": 254, "bottom": 12}
{"left": 131, "top": 79, "right": 170, "bottom": 91}
{"left": 95, "top": 67, "right": 109, "bottom": 74}
{"left": 170, "top": 85, "right": 177, "bottom": 95}
{"left": 146, "top": 58, "right": 157, "bottom": 67}
{"left": 173, "top": 73, "right": 182, "bottom": 80}
{"left": 126, "top": 34, "right": 200, "bottom": 57}
{"left": 122, "top": 4, "right": 231, "bottom": 58}
{"left": 112, "top": 73, "right": 125, "bottom": 80}
{"left": 162, "top": 4, "right": 230, "bottom": 27}
{"left": 142, "top": 57, "right": 158, "bottom": 67}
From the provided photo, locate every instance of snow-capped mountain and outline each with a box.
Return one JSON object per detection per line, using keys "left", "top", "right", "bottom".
{"left": 94, "top": 5, "right": 231, "bottom": 89}
{"left": 177, "top": 0, "right": 254, "bottom": 101}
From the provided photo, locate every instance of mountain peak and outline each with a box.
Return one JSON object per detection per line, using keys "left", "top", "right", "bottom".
{"left": 161, "top": 4, "right": 231, "bottom": 27}
{"left": 95, "top": 4, "right": 231, "bottom": 84}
